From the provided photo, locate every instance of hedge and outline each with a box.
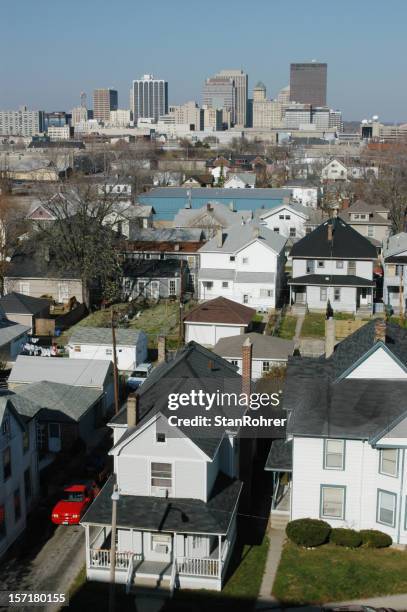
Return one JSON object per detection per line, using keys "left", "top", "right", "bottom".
{"left": 360, "top": 529, "right": 392, "bottom": 548}
{"left": 330, "top": 528, "right": 362, "bottom": 548}
{"left": 286, "top": 518, "right": 331, "bottom": 548}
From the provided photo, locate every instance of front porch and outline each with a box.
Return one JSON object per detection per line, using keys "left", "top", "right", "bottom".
{"left": 289, "top": 280, "right": 374, "bottom": 315}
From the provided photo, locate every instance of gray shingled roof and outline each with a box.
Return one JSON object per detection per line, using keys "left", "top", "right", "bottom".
{"left": 383, "top": 233, "right": 407, "bottom": 259}
{"left": 214, "top": 332, "right": 294, "bottom": 360}
{"left": 0, "top": 292, "right": 50, "bottom": 315}
{"left": 69, "top": 326, "right": 144, "bottom": 347}
{"left": 0, "top": 315, "right": 29, "bottom": 346}
{"left": 9, "top": 355, "right": 112, "bottom": 388}
{"left": 174, "top": 203, "right": 252, "bottom": 229}
{"left": 265, "top": 439, "right": 293, "bottom": 471}
{"left": 199, "top": 222, "right": 287, "bottom": 254}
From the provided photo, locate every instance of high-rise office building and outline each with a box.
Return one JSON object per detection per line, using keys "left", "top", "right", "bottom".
{"left": 203, "top": 76, "right": 236, "bottom": 125}
{"left": 93, "top": 89, "right": 118, "bottom": 122}
{"left": 216, "top": 69, "right": 248, "bottom": 127}
{"left": 253, "top": 81, "right": 267, "bottom": 102}
{"left": 0, "top": 106, "right": 44, "bottom": 136}
{"left": 290, "top": 62, "right": 327, "bottom": 106}
{"left": 131, "top": 75, "right": 168, "bottom": 123}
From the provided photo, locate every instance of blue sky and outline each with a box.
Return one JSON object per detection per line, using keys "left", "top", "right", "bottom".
{"left": 1, "top": 0, "right": 406, "bottom": 121}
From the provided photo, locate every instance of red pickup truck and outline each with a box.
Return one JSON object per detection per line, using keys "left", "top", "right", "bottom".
{"left": 51, "top": 482, "right": 98, "bottom": 525}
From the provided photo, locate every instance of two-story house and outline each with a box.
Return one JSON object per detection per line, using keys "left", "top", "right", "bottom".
{"left": 0, "top": 396, "right": 39, "bottom": 559}
{"left": 258, "top": 202, "right": 325, "bottom": 249}
{"left": 289, "top": 216, "right": 377, "bottom": 314}
{"left": 341, "top": 199, "right": 391, "bottom": 248}
{"left": 198, "top": 222, "right": 287, "bottom": 311}
{"left": 276, "top": 319, "right": 407, "bottom": 545}
{"left": 81, "top": 342, "right": 244, "bottom": 592}
{"left": 383, "top": 233, "right": 407, "bottom": 314}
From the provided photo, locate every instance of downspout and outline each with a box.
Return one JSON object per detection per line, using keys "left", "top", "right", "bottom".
{"left": 397, "top": 448, "right": 405, "bottom": 545}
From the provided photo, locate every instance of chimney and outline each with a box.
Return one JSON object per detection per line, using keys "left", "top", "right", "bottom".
{"left": 374, "top": 318, "right": 386, "bottom": 343}
{"left": 327, "top": 223, "right": 333, "bottom": 242}
{"left": 342, "top": 197, "right": 350, "bottom": 209}
{"left": 208, "top": 359, "right": 215, "bottom": 371}
{"left": 206, "top": 203, "right": 213, "bottom": 212}
{"left": 229, "top": 201, "right": 235, "bottom": 212}
{"left": 158, "top": 335, "right": 166, "bottom": 363}
{"left": 325, "top": 318, "right": 335, "bottom": 358}
{"left": 253, "top": 226, "right": 260, "bottom": 239}
{"left": 216, "top": 228, "right": 223, "bottom": 248}
{"left": 241, "top": 337, "right": 253, "bottom": 402}
{"left": 127, "top": 393, "right": 138, "bottom": 428}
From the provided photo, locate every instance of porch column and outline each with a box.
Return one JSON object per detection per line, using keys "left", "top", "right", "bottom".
{"left": 85, "top": 525, "right": 90, "bottom": 568}
{"left": 218, "top": 534, "right": 222, "bottom": 579}
{"left": 289, "top": 285, "right": 292, "bottom": 306}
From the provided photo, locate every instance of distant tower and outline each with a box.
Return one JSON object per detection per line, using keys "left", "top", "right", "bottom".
{"left": 253, "top": 81, "right": 266, "bottom": 102}
{"left": 290, "top": 62, "right": 327, "bottom": 106}
{"left": 80, "top": 92, "right": 87, "bottom": 108}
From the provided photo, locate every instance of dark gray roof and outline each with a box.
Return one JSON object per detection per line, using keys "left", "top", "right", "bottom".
{"left": 288, "top": 274, "right": 375, "bottom": 287}
{"left": 69, "top": 326, "right": 144, "bottom": 347}
{"left": 6, "top": 236, "right": 80, "bottom": 280}
{"left": 290, "top": 216, "right": 377, "bottom": 260}
{"left": 0, "top": 292, "right": 51, "bottom": 315}
{"left": 214, "top": 332, "right": 294, "bottom": 360}
{"left": 122, "top": 258, "right": 181, "bottom": 279}
{"left": 81, "top": 473, "right": 242, "bottom": 535}
{"left": 129, "top": 227, "right": 204, "bottom": 242}
{"left": 265, "top": 439, "right": 293, "bottom": 471}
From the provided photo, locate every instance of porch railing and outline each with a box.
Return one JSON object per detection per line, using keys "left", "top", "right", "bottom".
{"left": 176, "top": 557, "right": 219, "bottom": 577}
{"left": 89, "top": 549, "right": 142, "bottom": 570}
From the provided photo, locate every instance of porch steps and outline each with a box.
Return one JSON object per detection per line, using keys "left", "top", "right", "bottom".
{"left": 269, "top": 512, "right": 290, "bottom": 530}
{"left": 132, "top": 576, "right": 171, "bottom": 590}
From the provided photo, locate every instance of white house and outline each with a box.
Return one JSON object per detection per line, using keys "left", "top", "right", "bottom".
{"left": 276, "top": 319, "right": 407, "bottom": 545}
{"left": 259, "top": 202, "right": 324, "bottom": 244}
{"left": 224, "top": 173, "right": 256, "bottom": 189}
{"left": 80, "top": 343, "right": 243, "bottom": 592}
{"left": 213, "top": 332, "right": 294, "bottom": 379}
{"left": 321, "top": 159, "right": 348, "bottom": 181}
{"left": 198, "top": 222, "right": 287, "bottom": 311}
{"left": 68, "top": 327, "right": 148, "bottom": 372}
{"left": 382, "top": 233, "right": 407, "bottom": 314}
{"left": 289, "top": 216, "right": 377, "bottom": 314}
{"left": 281, "top": 180, "right": 320, "bottom": 208}
{"left": 183, "top": 296, "right": 256, "bottom": 346}
{"left": 0, "top": 397, "right": 39, "bottom": 559}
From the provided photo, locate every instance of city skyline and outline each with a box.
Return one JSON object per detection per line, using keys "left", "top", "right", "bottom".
{"left": 1, "top": 0, "right": 406, "bottom": 122}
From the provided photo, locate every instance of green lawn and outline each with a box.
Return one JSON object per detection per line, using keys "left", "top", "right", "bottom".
{"left": 333, "top": 312, "right": 355, "bottom": 320}
{"left": 277, "top": 315, "right": 297, "bottom": 340}
{"left": 273, "top": 542, "right": 407, "bottom": 605}
{"left": 300, "top": 313, "right": 325, "bottom": 338}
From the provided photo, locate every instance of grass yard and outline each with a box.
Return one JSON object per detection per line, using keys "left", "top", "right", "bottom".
{"left": 333, "top": 312, "right": 355, "bottom": 320}
{"left": 273, "top": 541, "right": 407, "bottom": 606}
{"left": 300, "top": 312, "right": 325, "bottom": 338}
{"left": 277, "top": 315, "right": 297, "bottom": 340}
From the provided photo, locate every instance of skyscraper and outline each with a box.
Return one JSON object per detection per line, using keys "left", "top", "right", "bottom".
{"left": 131, "top": 75, "right": 168, "bottom": 123}
{"left": 93, "top": 89, "right": 118, "bottom": 122}
{"left": 203, "top": 76, "right": 236, "bottom": 126}
{"left": 290, "top": 62, "right": 327, "bottom": 106}
{"left": 216, "top": 69, "right": 248, "bottom": 127}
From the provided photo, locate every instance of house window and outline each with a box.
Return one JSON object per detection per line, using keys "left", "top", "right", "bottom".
{"left": 169, "top": 280, "right": 176, "bottom": 295}
{"left": 105, "top": 348, "right": 113, "bottom": 356}
{"left": 336, "top": 261, "right": 344, "bottom": 269}
{"left": 192, "top": 536, "right": 203, "bottom": 550}
{"left": 48, "top": 423, "right": 60, "bottom": 440}
{"left": 230, "top": 360, "right": 238, "bottom": 366}
{"left": 138, "top": 281, "right": 146, "bottom": 295}
{"left": 273, "top": 227, "right": 280, "bottom": 233}
{"left": 334, "top": 288, "right": 341, "bottom": 302}
{"left": 156, "top": 433, "right": 166, "bottom": 443}
{"left": 377, "top": 489, "right": 396, "bottom": 527}
{"left": 151, "top": 533, "right": 171, "bottom": 552}
{"left": 289, "top": 227, "right": 296, "bottom": 237}
{"left": 320, "top": 485, "right": 346, "bottom": 519}
{"left": 243, "top": 295, "right": 249, "bottom": 304}
{"left": 379, "top": 449, "right": 398, "bottom": 477}
{"left": 203, "top": 281, "right": 213, "bottom": 289}
{"left": 229, "top": 256, "right": 235, "bottom": 262}
{"left": 3, "top": 447, "right": 11, "bottom": 480}
{"left": 0, "top": 505, "right": 5, "bottom": 540}
{"left": 22, "top": 430, "right": 29, "bottom": 454}
{"left": 19, "top": 282, "right": 30, "bottom": 295}
{"left": 260, "top": 289, "right": 273, "bottom": 297}
{"left": 242, "top": 257, "right": 249, "bottom": 265}
{"left": 317, "top": 261, "right": 325, "bottom": 268}
{"left": 324, "top": 439, "right": 345, "bottom": 470}
{"left": 151, "top": 462, "right": 172, "bottom": 495}
{"left": 367, "top": 226, "right": 375, "bottom": 237}
{"left": 24, "top": 468, "right": 32, "bottom": 501}
{"left": 262, "top": 361, "right": 271, "bottom": 373}
{"left": 14, "top": 489, "right": 21, "bottom": 522}
{"left": 74, "top": 345, "right": 81, "bottom": 352}
{"left": 320, "top": 287, "right": 327, "bottom": 301}
{"left": 306, "top": 227, "right": 312, "bottom": 234}
{"left": 279, "top": 214, "right": 284, "bottom": 220}
{"left": 160, "top": 253, "right": 165, "bottom": 260}
{"left": 222, "top": 281, "right": 229, "bottom": 288}
{"left": 285, "top": 215, "right": 290, "bottom": 220}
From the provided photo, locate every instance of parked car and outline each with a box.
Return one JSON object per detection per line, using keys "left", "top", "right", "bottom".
{"left": 126, "top": 363, "right": 153, "bottom": 390}
{"left": 51, "top": 482, "right": 98, "bottom": 525}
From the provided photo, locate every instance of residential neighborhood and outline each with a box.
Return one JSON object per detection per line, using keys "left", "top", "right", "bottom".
{"left": 2, "top": 5, "right": 407, "bottom": 611}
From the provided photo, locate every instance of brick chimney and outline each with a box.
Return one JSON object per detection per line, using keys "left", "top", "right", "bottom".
{"left": 216, "top": 228, "right": 223, "bottom": 248}
{"left": 342, "top": 197, "right": 350, "bottom": 209}
{"left": 374, "top": 319, "right": 386, "bottom": 343}
{"left": 327, "top": 223, "right": 333, "bottom": 242}
{"left": 127, "top": 393, "right": 138, "bottom": 428}
{"left": 158, "top": 335, "right": 166, "bottom": 363}
{"left": 252, "top": 226, "right": 260, "bottom": 239}
{"left": 241, "top": 337, "right": 253, "bottom": 402}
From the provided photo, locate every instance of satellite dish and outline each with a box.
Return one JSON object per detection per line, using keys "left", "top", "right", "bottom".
{"left": 372, "top": 115, "right": 379, "bottom": 121}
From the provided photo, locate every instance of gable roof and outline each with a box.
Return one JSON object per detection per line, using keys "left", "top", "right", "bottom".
{"left": 183, "top": 297, "right": 255, "bottom": 325}
{"left": 383, "top": 233, "right": 407, "bottom": 259}
{"left": 289, "top": 216, "right": 377, "bottom": 259}
{"left": 0, "top": 315, "right": 30, "bottom": 347}
{"left": 0, "top": 292, "right": 51, "bottom": 315}
{"left": 214, "top": 332, "right": 294, "bottom": 360}
{"left": 0, "top": 396, "right": 27, "bottom": 431}
{"left": 69, "top": 326, "right": 144, "bottom": 347}
{"left": 173, "top": 203, "right": 252, "bottom": 229}
{"left": 9, "top": 355, "right": 112, "bottom": 388}
{"left": 199, "top": 221, "right": 287, "bottom": 254}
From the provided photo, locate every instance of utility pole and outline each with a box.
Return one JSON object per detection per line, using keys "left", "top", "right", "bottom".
{"left": 111, "top": 310, "right": 120, "bottom": 414}
{"left": 109, "top": 480, "right": 120, "bottom": 612}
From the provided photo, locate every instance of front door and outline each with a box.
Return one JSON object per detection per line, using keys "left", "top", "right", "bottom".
{"left": 359, "top": 287, "right": 370, "bottom": 306}
{"left": 150, "top": 281, "right": 159, "bottom": 299}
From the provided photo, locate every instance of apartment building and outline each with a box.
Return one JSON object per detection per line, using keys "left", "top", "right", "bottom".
{"left": 0, "top": 106, "right": 45, "bottom": 137}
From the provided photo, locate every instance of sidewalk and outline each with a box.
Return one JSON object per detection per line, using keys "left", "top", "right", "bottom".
{"left": 256, "top": 528, "right": 286, "bottom": 609}
{"left": 327, "top": 592, "right": 407, "bottom": 610}
{"left": 293, "top": 313, "right": 304, "bottom": 350}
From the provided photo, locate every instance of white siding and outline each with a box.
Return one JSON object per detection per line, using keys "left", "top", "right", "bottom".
{"left": 68, "top": 334, "right": 148, "bottom": 371}
{"left": 346, "top": 346, "right": 407, "bottom": 379}
{"left": 184, "top": 322, "right": 244, "bottom": 347}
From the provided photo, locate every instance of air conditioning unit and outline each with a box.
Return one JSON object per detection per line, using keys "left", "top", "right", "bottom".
{"left": 154, "top": 487, "right": 170, "bottom": 498}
